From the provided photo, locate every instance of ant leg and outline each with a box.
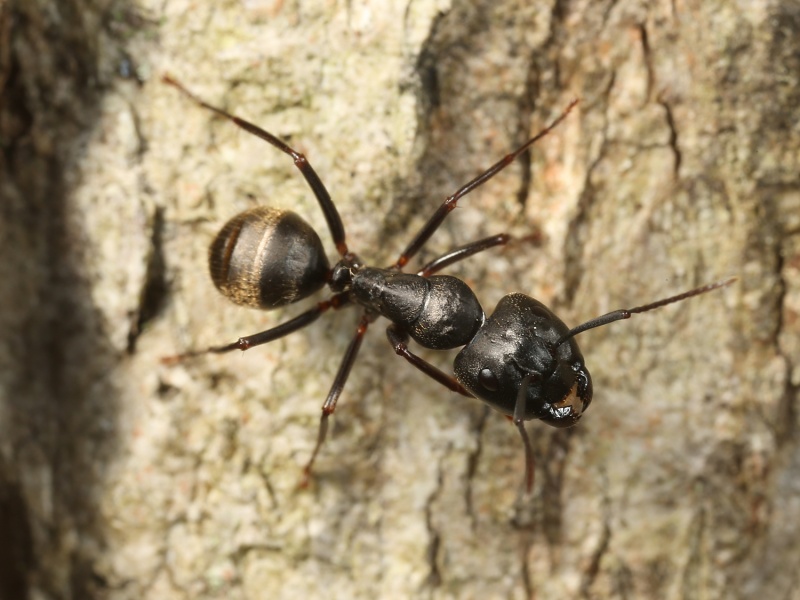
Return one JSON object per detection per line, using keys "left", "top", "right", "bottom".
{"left": 513, "top": 375, "right": 536, "bottom": 494}
{"left": 163, "top": 75, "right": 349, "bottom": 257}
{"left": 162, "top": 293, "right": 351, "bottom": 364}
{"left": 417, "top": 228, "right": 545, "bottom": 276}
{"left": 302, "top": 313, "right": 372, "bottom": 484}
{"left": 393, "top": 99, "right": 578, "bottom": 269}
{"left": 386, "top": 325, "right": 472, "bottom": 397}
{"left": 417, "top": 234, "right": 510, "bottom": 277}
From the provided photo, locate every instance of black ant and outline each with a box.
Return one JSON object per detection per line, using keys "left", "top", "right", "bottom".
{"left": 162, "top": 75, "right": 735, "bottom": 492}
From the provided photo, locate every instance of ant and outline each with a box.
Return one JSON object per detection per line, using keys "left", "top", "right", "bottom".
{"left": 163, "top": 75, "right": 735, "bottom": 492}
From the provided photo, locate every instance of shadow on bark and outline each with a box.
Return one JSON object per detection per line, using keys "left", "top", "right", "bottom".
{"left": 0, "top": 1, "right": 148, "bottom": 597}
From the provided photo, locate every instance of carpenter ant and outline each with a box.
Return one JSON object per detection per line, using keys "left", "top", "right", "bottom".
{"left": 162, "top": 75, "right": 735, "bottom": 491}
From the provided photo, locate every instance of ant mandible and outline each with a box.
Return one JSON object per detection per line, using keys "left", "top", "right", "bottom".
{"left": 162, "top": 75, "right": 735, "bottom": 492}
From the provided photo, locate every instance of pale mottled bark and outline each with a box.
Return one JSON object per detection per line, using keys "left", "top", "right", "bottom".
{"left": 1, "top": 0, "right": 798, "bottom": 598}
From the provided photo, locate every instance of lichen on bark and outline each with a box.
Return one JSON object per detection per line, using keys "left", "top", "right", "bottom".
{"left": 1, "top": 0, "right": 798, "bottom": 598}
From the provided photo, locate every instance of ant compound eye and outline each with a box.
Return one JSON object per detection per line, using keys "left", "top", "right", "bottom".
{"left": 478, "top": 368, "right": 499, "bottom": 391}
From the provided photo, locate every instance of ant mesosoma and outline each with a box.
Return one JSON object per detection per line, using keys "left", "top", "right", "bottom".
{"left": 163, "top": 75, "right": 735, "bottom": 492}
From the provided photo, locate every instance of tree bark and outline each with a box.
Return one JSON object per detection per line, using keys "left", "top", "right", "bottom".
{"left": 1, "top": 0, "right": 798, "bottom": 598}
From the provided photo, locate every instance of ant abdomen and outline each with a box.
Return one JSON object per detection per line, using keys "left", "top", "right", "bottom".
{"left": 208, "top": 206, "right": 331, "bottom": 309}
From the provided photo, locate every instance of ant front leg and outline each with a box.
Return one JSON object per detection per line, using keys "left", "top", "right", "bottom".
{"left": 513, "top": 375, "right": 536, "bottom": 494}
{"left": 417, "top": 234, "right": 510, "bottom": 277}
{"left": 385, "top": 325, "right": 472, "bottom": 397}
{"left": 417, "top": 231, "right": 545, "bottom": 277}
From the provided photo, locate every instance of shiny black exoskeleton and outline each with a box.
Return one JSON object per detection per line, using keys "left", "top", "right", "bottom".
{"left": 350, "top": 270, "right": 484, "bottom": 350}
{"left": 455, "top": 294, "right": 592, "bottom": 426}
{"left": 164, "top": 75, "right": 735, "bottom": 491}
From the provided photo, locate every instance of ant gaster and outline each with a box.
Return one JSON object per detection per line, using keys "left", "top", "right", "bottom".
{"left": 163, "top": 76, "right": 735, "bottom": 492}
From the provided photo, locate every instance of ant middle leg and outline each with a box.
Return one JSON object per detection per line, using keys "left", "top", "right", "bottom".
{"left": 393, "top": 99, "right": 578, "bottom": 270}
{"left": 302, "top": 312, "right": 374, "bottom": 484}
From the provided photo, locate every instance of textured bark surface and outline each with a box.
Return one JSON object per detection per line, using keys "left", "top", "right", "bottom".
{"left": 1, "top": 0, "right": 798, "bottom": 598}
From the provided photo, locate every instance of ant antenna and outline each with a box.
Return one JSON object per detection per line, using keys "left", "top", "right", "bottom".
{"left": 554, "top": 277, "right": 737, "bottom": 348}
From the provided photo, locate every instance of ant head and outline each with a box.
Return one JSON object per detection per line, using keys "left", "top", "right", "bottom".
{"left": 454, "top": 278, "right": 736, "bottom": 428}
{"left": 454, "top": 293, "right": 593, "bottom": 426}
